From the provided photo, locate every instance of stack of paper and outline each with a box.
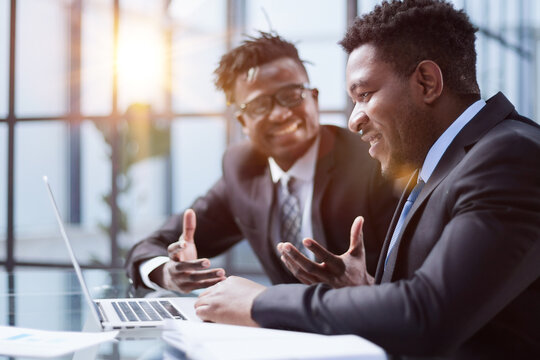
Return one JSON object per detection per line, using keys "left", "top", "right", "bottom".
{"left": 162, "top": 321, "right": 385, "bottom": 360}
{"left": 0, "top": 326, "right": 118, "bottom": 358}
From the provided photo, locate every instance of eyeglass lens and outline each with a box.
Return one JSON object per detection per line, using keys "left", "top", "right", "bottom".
{"left": 244, "top": 85, "right": 306, "bottom": 118}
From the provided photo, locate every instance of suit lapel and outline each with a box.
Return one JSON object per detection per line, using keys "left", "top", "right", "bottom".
{"left": 240, "top": 148, "right": 276, "bottom": 261}
{"left": 413, "top": 92, "right": 515, "bottom": 213}
{"left": 378, "top": 93, "right": 516, "bottom": 282}
{"left": 311, "top": 127, "right": 336, "bottom": 247}
{"left": 256, "top": 166, "right": 274, "bottom": 238}
{"left": 376, "top": 171, "right": 418, "bottom": 283}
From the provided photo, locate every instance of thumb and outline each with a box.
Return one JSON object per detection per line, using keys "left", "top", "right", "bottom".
{"left": 349, "top": 216, "right": 365, "bottom": 256}
{"left": 183, "top": 209, "right": 196, "bottom": 243}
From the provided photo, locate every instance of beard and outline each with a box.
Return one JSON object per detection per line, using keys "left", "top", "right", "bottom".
{"left": 381, "top": 100, "right": 442, "bottom": 180}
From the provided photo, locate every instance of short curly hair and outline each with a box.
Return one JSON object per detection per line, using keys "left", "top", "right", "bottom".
{"left": 214, "top": 31, "right": 307, "bottom": 104}
{"left": 340, "top": 0, "right": 479, "bottom": 95}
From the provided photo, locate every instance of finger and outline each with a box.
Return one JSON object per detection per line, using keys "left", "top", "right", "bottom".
{"left": 279, "top": 242, "right": 309, "bottom": 260}
{"left": 280, "top": 254, "right": 321, "bottom": 284}
{"left": 168, "top": 240, "right": 187, "bottom": 261}
{"left": 278, "top": 247, "right": 305, "bottom": 275}
{"left": 179, "top": 268, "right": 226, "bottom": 283}
{"left": 280, "top": 245, "right": 329, "bottom": 278}
{"left": 302, "top": 238, "right": 338, "bottom": 263}
{"left": 198, "top": 281, "right": 221, "bottom": 298}
{"left": 183, "top": 209, "right": 196, "bottom": 243}
{"left": 294, "top": 273, "right": 318, "bottom": 285}
{"left": 194, "top": 300, "right": 207, "bottom": 311}
{"left": 194, "top": 304, "right": 214, "bottom": 322}
{"left": 173, "top": 258, "right": 212, "bottom": 272}
{"left": 194, "top": 296, "right": 208, "bottom": 309}
{"left": 193, "top": 296, "right": 212, "bottom": 319}
{"left": 181, "top": 277, "right": 226, "bottom": 293}
{"left": 302, "top": 238, "right": 343, "bottom": 274}
{"left": 349, "top": 216, "right": 365, "bottom": 256}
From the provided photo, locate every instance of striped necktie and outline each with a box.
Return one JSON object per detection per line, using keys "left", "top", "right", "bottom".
{"left": 279, "top": 177, "right": 302, "bottom": 250}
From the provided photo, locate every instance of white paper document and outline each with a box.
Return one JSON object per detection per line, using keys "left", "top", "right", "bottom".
{"left": 162, "top": 320, "right": 385, "bottom": 360}
{"left": 0, "top": 326, "right": 118, "bottom": 358}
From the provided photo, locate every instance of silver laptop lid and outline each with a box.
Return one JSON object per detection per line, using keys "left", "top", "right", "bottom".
{"left": 43, "top": 176, "right": 103, "bottom": 327}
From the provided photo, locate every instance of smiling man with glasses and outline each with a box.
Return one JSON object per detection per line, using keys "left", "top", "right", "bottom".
{"left": 125, "top": 32, "right": 399, "bottom": 294}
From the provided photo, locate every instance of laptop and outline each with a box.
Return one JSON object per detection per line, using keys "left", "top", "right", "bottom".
{"left": 43, "top": 176, "right": 201, "bottom": 332}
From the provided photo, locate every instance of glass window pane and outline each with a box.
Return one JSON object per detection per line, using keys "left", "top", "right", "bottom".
{"left": 117, "top": 1, "right": 167, "bottom": 113}
{"left": 0, "top": 123, "right": 6, "bottom": 262}
{"left": 0, "top": 0, "right": 9, "bottom": 118}
{"left": 81, "top": 119, "right": 112, "bottom": 265}
{"left": 16, "top": 0, "right": 68, "bottom": 117}
{"left": 14, "top": 121, "right": 68, "bottom": 263}
{"left": 169, "top": 0, "right": 226, "bottom": 113}
{"left": 13, "top": 270, "right": 83, "bottom": 331}
{"left": 171, "top": 117, "right": 225, "bottom": 211}
{"left": 500, "top": 1, "right": 521, "bottom": 106}
{"left": 14, "top": 120, "right": 112, "bottom": 266}
{"left": 298, "top": 41, "right": 347, "bottom": 110}
{"left": 246, "top": 0, "right": 345, "bottom": 37}
{"left": 358, "top": 0, "right": 382, "bottom": 15}
{"left": 246, "top": 0, "right": 347, "bottom": 109}
{"left": 115, "top": 107, "right": 170, "bottom": 253}
{"left": 81, "top": 0, "right": 113, "bottom": 116}
{"left": 320, "top": 113, "right": 347, "bottom": 128}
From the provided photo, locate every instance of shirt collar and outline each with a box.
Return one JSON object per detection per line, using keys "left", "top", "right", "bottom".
{"left": 268, "top": 136, "right": 320, "bottom": 184}
{"left": 419, "top": 99, "right": 486, "bottom": 182}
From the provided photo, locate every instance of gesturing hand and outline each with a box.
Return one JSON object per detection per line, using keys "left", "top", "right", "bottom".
{"left": 150, "top": 209, "right": 226, "bottom": 293}
{"left": 168, "top": 208, "right": 198, "bottom": 262}
{"left": 278, "top": 216, "right": 374, "bottom": 288}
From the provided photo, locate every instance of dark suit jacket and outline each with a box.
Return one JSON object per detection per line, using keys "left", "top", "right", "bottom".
{"left": 252, "top": 93, "right": 540, "bottom": 359}
{"left": 125, "top": 125, "right": 398, "bottom": 288}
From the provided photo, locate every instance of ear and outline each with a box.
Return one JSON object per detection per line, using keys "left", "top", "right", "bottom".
{"left": 235, "top": 112, "right": 251, "bottom": 136}
{"left": 412, "top": 60, "right": 443, "bottom": 105}
{"left": 235, "top": 112, "right": 246, "bottom": 128}
{"left": 311, "top": 88, "right": 319, "bottom": 101}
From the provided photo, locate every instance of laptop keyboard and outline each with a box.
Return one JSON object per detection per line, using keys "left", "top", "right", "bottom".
{"left": 112, "top": 300, "right": 186, "bottom": 322}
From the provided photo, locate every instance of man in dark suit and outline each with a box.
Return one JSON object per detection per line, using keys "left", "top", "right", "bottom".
{"left": 125, "top": 32, "right": 398, "bottom": 293}
{"left": 194, "top": 1, "right": 540, "bottom": 359}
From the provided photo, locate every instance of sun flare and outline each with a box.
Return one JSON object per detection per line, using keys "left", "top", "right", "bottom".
{"left": 116, "top": 23, "right": 167, "bottom": 108}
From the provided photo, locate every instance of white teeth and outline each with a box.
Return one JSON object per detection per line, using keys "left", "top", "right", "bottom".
{"left": 368, "top": 133, "right": 382, "bottom": 145}
{"left": 273, "top": 122, "right": 299, "bottom": 136}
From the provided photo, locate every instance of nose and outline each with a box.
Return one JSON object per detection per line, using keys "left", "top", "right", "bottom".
{"left": 267, "top": 102, "right": 293, "bottom": 123}
{"left": 348, "top": 103, "right": 368, "bottom": 134}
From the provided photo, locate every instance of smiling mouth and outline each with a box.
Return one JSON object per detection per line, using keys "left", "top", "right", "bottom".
{"left": 271, "top": 121, "right": 300, "bottom": 137}
{"left": 364, "top": 133, "right": 382, "bottom": 146}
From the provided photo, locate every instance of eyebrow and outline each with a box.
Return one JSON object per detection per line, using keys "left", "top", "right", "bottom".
{"left": 349, "top": 80, "right": 369, "bottom": 94}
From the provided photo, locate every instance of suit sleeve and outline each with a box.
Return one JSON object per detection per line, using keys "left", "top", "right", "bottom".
{"left": 252, "top": 125, "right": 540, "bottom": 356}
{"left": 125, "top": 176, "right": 244, "bottom": 289}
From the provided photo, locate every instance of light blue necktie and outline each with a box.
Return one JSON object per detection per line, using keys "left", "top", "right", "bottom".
{"left": 385, "top": 179, "right": 425, "bottom": 267}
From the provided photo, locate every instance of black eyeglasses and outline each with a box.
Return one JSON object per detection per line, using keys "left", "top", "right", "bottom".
{"left": 239, "top": 83, "right": 311, "bottom": 119}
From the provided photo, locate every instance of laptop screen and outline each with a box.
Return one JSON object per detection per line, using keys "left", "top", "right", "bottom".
{"left": 43, "top": 176, "right": 103, "bottom": 327}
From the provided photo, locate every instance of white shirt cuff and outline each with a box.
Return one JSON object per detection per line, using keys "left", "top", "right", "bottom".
{"left": 139, "top": 256, "right": 170, "bottom": 290}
